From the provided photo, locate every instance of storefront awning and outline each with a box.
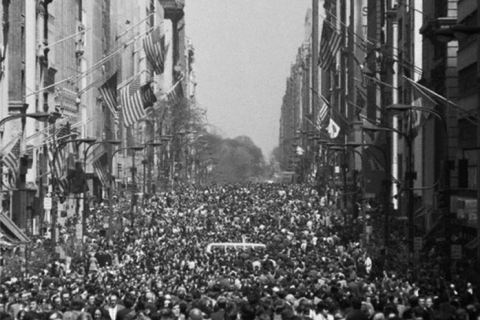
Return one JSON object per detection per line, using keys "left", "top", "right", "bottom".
{"left": 0, "top": 213, "right": 30, "bottom": 243}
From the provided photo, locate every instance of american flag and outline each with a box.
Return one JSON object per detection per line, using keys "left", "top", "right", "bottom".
{"left": 2, "top": 138, "right": 21, "bottom": 188}
{"left": 92, "top": 151, "right": 109, "bottom": 186}
{"left": 120, "top": 78, "right": 157, "bottom": 127}
{"left": 319, "top": 21, "right": 342, "bottom": 70}
{"left": 143, "top": 27, "right": 167, "bottom": 75}
{"left": 166, "top": 85, "right": 178, "bottom": 103}
{"left": 141, "top": 81, "right": 157, "bottom": 113}
{"left": 98, "top": 72, "right": 119, "bottom": 123}
{"left": 48, "top": 123, "right": 72, "bottom": 194}
{"left": 120, "top": 77, "right": 144, "bottom": 127}
{"left": 315, "top": 101, "right": 329, "bottom": 130}
{"left": 406, "top": 77, "right": 437, "bottom": 138}
{"left": 364, "top": 146, "right": 385, "bottom": 172}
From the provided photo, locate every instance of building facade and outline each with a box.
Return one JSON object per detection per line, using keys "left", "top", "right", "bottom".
{"left": 1, "top": 0, "right": 196, "bottom": 243}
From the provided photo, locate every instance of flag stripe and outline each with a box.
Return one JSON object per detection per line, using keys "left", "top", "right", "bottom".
{"left": 99, "top": 73, "right": 118, "bottom": 117}
{"left": 120, "top": 78, "right": 146, "bottom": 127}
{"left": 319, "top": 21, "right": 342, "bottom": 70}
{"left": 48, "top": 123, "right": 72, "bottom": 194}
{"left": 316, "top": 102, "right": 329, "bottom": 130}
{"left": 92, "top": 152, "right": 109, "bottom": 186}
{"left": 143, "top": 27, "right": 167, "bottom": 75}
{"left": 2, "top": 138, "right": 21, "bottom": 188}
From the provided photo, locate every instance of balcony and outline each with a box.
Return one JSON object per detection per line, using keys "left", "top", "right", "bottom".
{"left": 160, "top": 0, "right": 185, "bottom": 21}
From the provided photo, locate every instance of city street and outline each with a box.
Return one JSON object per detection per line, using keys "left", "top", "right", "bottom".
{"left": 1, "top": 0, "right": 480, "bottom": 320}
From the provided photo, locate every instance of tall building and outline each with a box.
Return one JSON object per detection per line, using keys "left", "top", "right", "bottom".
{"left": 0, "top": 0, "right": 196, "bottom": 243}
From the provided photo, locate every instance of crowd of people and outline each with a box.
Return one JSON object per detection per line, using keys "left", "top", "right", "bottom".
{"left": 0, "top": 183, "right": 479, "bottom": 320}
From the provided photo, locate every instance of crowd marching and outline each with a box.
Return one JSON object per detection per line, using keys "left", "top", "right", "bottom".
{"left": 0, "top": 183, "right": 479, "bottom": 320}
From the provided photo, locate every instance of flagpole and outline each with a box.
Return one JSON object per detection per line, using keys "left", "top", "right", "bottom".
{"left": 404, "top": 75, "right": 480, "bottom": 123}
{"left": 115, "top": 11, "right": 156, "bottom": 42}
{"left": 44, "top": 28, "right": 89, "bottom": 50}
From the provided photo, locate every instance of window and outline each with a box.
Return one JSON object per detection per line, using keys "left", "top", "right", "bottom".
{"left": 458, "top": 10, "right": 478, "bottom": 50}
{"left": 398, "top": 18, "right": 403, "bottom": 40}
{"left": 458, "top": 63, "right": 478, "bottom": 97}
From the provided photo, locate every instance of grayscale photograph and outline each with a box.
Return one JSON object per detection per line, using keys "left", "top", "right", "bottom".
{"left": 0, "top": 1, "right": 479, "bottom": 320}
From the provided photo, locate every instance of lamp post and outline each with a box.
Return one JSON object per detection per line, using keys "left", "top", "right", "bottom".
{"left": 50, "top": 137, "right": 96, "bottom": 251}
{"left": 142, "top": 140, "right": 162, "bottom": 205}
{"left": 0, "top": 106, "right": 53, "bottom": 233}
{"left": 328, "top": 143, "right": 371, "bottom": 241}
{"left": 387, "top": 104, "right": 449, "bottom": 272}
{"left": 362, "top": 127, "right": 397, "bottom": 250}
{"left": 158, "top": 135, "right": 172, "bottom": 190}
{"left": 110, "top": 146, "right": 144, "bottom": 228}
{"left": 130, "top": 146, "right": 144, "bottom": 227}
{"left": 82, "top": 140, "right": 121, "bottom": 240}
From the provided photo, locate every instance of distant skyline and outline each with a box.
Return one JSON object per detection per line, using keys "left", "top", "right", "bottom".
{"left": 185, "top": 0, "right": 311, "bottom": 159}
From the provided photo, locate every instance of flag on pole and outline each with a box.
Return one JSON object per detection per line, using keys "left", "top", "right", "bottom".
{"left": 406, "top": 78, "right": 437, "bottom": 137}
{"left": 120, "top": 78, "right": 157, "bottom": 127}
{"left": 120, "top": 77, "right": 143, "bottom": 127}
{"left": 296, "top": 146, "right": 305, "bottom": 156}
{"left": 141, "top": 81, "right": 157, "bottom": 113}
{"left": 364, "top": 147, "right": 385, "bottom": 172}
{"left": 92, "top": 151, "right": 109, "bottom": 187}
{"left": 319, "top": 21, "right": 342, "bottom": 70}
{"left": 327, "top": 118, "right": 340, "bottom": 139}
{"left": 315, "top": 101, "right": 329, "bottom": 130}
{"left": 48, "top": 123, "right": 72, "bottom": 194}
{"left": 143, "top": 27, "right": 168, "bottom": 75}
{"left": 2, "top": 138, "right": 21, "bottom": 188}
{"left": 98, "top": 72, "right": 119, "bottom": 124}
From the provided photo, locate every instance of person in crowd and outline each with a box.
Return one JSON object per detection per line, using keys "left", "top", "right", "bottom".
{"left": 91, "top": 307, "right": 110, "bottom": 320}
{"left": 105, "top": 293, "right": 124, "bottom": 320}
{"left": 0, "top": 183, "right": 478, "bottom": 320}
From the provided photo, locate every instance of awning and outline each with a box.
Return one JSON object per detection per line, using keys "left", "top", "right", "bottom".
{"left": 466, "top": 237, "right": 480, "bottom": 250}
{"left": 0, "top": 213, "right": 30, "bottom": 243}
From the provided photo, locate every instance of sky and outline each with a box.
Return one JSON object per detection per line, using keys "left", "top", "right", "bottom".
{"left": 185, "top": 0, "right": 311, "bottom": 159}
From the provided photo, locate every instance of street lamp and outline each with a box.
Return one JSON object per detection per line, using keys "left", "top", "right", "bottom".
{"left": 0, "top": 112, "right": 52, "bottom": 128}
{"left": 156, "top": 135, "right": 172, "bottom": 190}
{"left": 82, "top": 140, "right": 121, "bottom": 240}
{"left": 0, "top": 107, "right": 58, "bottom": 234}
{"left": 50, "top": 137, "right": 96, "bottom": 250}
{"left": 142, "top": 140, "right": 162, "bottom": 203}
{"left": 110, "top": 146, "right": 144, "bottom": 228}
{"left": 386, "top": 103, "right": 450, "bottom": 273}
{"left": 362, "top": 127, "right": 396, "bottom": 250}
{"left": 328, "top": 143, "right": 365, "bottom": 241}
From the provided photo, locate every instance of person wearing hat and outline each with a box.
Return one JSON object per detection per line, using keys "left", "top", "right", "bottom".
{"left": 210, "top": 296, "right": 227, "bottom": 320}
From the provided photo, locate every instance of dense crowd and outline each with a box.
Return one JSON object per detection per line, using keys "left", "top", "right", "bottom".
{"left": 0, "top": 183, "right": 479, "bottom": 320}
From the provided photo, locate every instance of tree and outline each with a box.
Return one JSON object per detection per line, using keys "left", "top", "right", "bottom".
{"left": 208, "top": 136, "right": 267, "bottom": 183}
